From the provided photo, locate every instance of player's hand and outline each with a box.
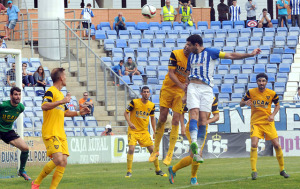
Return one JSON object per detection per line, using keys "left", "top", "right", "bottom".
{"left": 61, "top": 96, "right": 71, "bottom": 104}
{"left": 180, "top": 83, "right": 188, "bottom": 91}
{"left": 181, "top": 127, "right": 186, "bottom": 137}
{"left": 129, "top": 123, "right": 136, "bottom": 130}
{"left": 268, "top": 114, "right": 275, "bottom": 122}
{"left": 244, "top": 99, "right": 252, "bottom": 106}
{"left": 80, "top": 107, "right": 90, "bottom": 115}
{"left": 251, "top": 48, "right": 261, "bottom": 56}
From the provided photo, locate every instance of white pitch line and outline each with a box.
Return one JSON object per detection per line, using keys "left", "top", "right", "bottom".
{"left": 172, "top": 171, "right": 300, "bottom": 189}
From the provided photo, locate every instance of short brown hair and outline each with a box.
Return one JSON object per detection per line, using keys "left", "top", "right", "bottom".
{"left": 51, "top": 68, "right": 65, "bottom": 83}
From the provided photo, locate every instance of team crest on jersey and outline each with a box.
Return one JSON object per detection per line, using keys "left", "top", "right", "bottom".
{"left": 54, "top": 145, "right": 59, "bottom": 149}
{"left": 266, "top": 96, "right": 270, "bottom": 100}
{"left": 148, "top": 108, "right": 150, "bottom": 112}
{"left": 207, "top": 134, "right": 228, "bottom": 158}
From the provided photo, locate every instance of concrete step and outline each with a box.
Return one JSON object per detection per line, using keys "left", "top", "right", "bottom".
{"left": 97, "top": 120, "right": 126, "bottom": 127}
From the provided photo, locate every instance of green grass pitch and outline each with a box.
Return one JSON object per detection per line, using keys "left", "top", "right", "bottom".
{"left": 1, "top": 157, "right": 300, "bottom": 189}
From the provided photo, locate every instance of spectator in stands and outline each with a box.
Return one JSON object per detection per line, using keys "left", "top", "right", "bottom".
{"left": 0, "top": 38, "right": 6, "bottom": 48}
{"left": 217, "top": 0, "right": 229, "bottom": 22}
{"left": 124, "top": 57, "right": 140, "bottom": 76}
{"left": 178, "top": 0, "right": 193, "bottom": 9}
{"left": 114, "top": 12, "right": 126, "bottom": 35}
{"left": 0, "top": 2, "right": 6, "bottom": 14}
{"left": 4, "top": 1, "right": 19, "bottom": 40}
{"left": 290, "top": 0, "right": 300, "bottom": 27}
{"left": 79, "top": 92, "right": 94, "bottom": 117}
{"left": 6, "top": 63, "right": 16, "bottom": 87}
{"left": 229, "top": 0, "right": 241, "bottom": 21}
{"left": 258, "top": 8, "right": 273, "bottom": 28}
{"left": 80, "top": 3, "right": 94, "bottom": 38}
{"left": 161, "top": 0, "right": 177, "bottom": 23}
{"left": 101, "top": 124, "right": 114, "bottom": 136}
{"left": 34, "top": 66, "right": 46, "bottom": 90}
{"left": 210, "top": 1, "right": 216, "bottom": 21}
{"left": 112, "top": 60, "right": 124, "bottom": 76}
{"left": 178, "top": 1, "right": 194, "bottom": 28}
{"left": 293, "top": 87, "right": 300, "bottom": 102}
{"left": 66, "top": 91, "right": 77, "bottom": 111}
{"left": 245, "top": 0, "right": 257, "bottom": 20}
{"left": 277, "top": 0, "right": 289, "bottom": 28}
{"left": 22, "top": 63, "right": 34, "bottom": 86}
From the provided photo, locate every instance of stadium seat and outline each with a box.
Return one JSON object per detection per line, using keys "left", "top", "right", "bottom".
{"left": 266, "top": 64, "right": 277, "bottom": 73}
{"left": 132, "top": 75, "right": 143, "bottom": 85}
{"left": 74, "top": 116, "right": 85, "bottom": 127}
{"left": 104, "top": 39, "right": 115, "bottom": 51}
{"left": 125, "top": 22, "right": 136, "bottom": 30}
{"left": 136, "top": 22, "right": 149, "bottom": 30}
{"left": 143, "top": 30, "right": 154, "bottom": 39}
{"left": 226, "top": 37, "right": 237, "bottom": 47}
{"left": 32, "top": 117, "right": 42, "bottom": 128}
{"left": 276, "top": 73, "right": 288, "bottom": 82}
{"left": 112, "top": 48, "right": 123, "bottom": 57}
{"left": 220, "top": 59, "right": 232, "bottom": 65}
{"left": 161, "top": 22, "right": 172, "bottom": 30}
{"left": 257, "top": 54, "right": 269, "bottom": 64}
{"left": 284, "top": 47, "right": 296, "bottom": 54}
{"left": 140, "top": 38, "right": 152, "bottom": 48}
{"left": 158, "top": 65, "right": 168, "bottom": 76}
{"left": 214, "top": 38, "right": 225, "bottom": 47}
{"left": 83, "top": 128, "right": 95, "bottom": 136}
{"left": 289, "top": 27, "right": 299, "bottom": 36}
{"left": 249, "top": 73, "right": 257, "bottom": 82}
{"left": 271, "top": 19, "right": 278, "bottom": 28}
{"left": 177, "top": 38, "right": 186, "bottom": 48}
{"left": 223, "top": 74, "right": 235, "bottom": 84}
{"left": 65, "top": 128, "right": 75, "bottom": 136}
{"left": 228, "top": 29, "right": 239, "bottom": 38}
{"left": 279, "top": 63, "right": 291, "bottom": 73}
{"left": 85, "top": 116, "right": 98, "bottom": 127}
{"left": 146, "top": 66, "right": 157, "bottom": 78}
{"left": 218, "top": 65, "right": 229, "bottom": 74}
{"left": 148, "top": 57, "right": 159, "bottom": 66}
{"left": 148, "top": 48, "right": 160, "bottom": 57}
{"left": 119, "top": 30, "right": 130, "bottom": 40}
{"left": 65, "top": 117, "right": 75, "bottom": 127}
{"left": 24, "top": 87, "right": 35, "bottom": 97}
{"left": 262, "top": 36, "right": 274, "bottom": 47}
{"left": 240, "top": 28, "right": 251, "bottom": 37}
{"left": 275, "top": 36, "right": 286, "bottom": 48}
{"left": 287, "top": 36, "right": 298, "bottom": 47}
{"left": 277, "top": 27, "right": 288, "bottom": 36}
{"left": 242, "top": 64, "right": 253, "bottom": 74}
{"left": 158, "top": 75, "right": 165, "bottom": 84}
{"left": 107, "top": 30, "right": 117, "bottom": 40}
{"left": 247, "top": 83, "right": 257, "bottom": 90}
{"left": 179, "top": 30, "right": 190, "bottom": 39}
{"left": 250, "top": 37, "right": 261, "bottom": 46}
{"left": 234, "top": 20, "right": 245, "bottom": 29}
{"left": 147, "top": 78, "right": 158, "bottom": 85}
{"left": 254, "top": 64, "right": 265, "bottom": 73}
{"left": 214, "top": 74, "right": 223, "bottom": 85}
{"left": 165, "top": 38, "right": 175, "bottom": 48}
{"left": 235, "top": 46, "right": 246, "bottom": 54}
{"left": 204, "top": 29, "right": 215, "bottom": 38}
{"left": 112, "top": 57, "right": 123, "bottom": 66}
{"left": 167, "top": 30, "right": 179, "bottom": 39}
{"left": 119, "top": 76, "right": 132, "bottom": 85}
{"left": 33, "top": 96, "right": 43, "bottom": 107}
{"left": 270, "top": 54, "right": 281, "bottom": 64}
{"left": 191, "top": 30, "right": 202, "bottom": 36}
{"left": 197, "top": 21, "right": 208, "bottom": 30}
{"left": 264, "top": 27, "right": 275, "bottom": 37}
{"left": 99, "top": 22, "right": 111, "bottom": 30}
{"left": 274, "top": 82, "right": 286, "bottom": 94}
{"left": 101, "top": 57, "right": 112, "bottom": 67}
{"left": 153, "top": 38, "right": 164, "bottom": 48}
{"left": 159, "top": 56, "right": 169, "bottom": 66}
{"left": 129, "top": 85, "right": 140, "bottom": 98}
{"left": 210, "top": 21, "right": 221, "bottom": 29}
{"left": 137, "top": 48, "right": 148, "bottom": 57}
{"left": 137, "top": 66, "right": 145, "bottom": 75}
{"left": 173, "top": 22, "right": 184, "bottom": 30}
{"left": 266, "top": 73, "right": 275, "bottom": 82}
{"left": 237, "top": 74, "right": 248, "bottom": 83}
{"left": 234, "top": 83, "right": 245, "bottom": 93}
{"left": 186, "top": 23, "right": 196, "bottom": 31}
{"left": 222, "top": 21, "right": 233, "bottom": 29}
{"left": 218, "top": 93, "right": 230, "bottom": 104}
{"left": 238, "top": 37, "right": 249, "bottom": 47}
{"left": 231, "top": 93, "right": 243, "bottom": 102}
{"left": 24, "top": 107, "right": 34, "bottom": 117}
{"left": 128, "top": 39, "right": 139, "bottom": 49}
{"left": 161, "top": 47, "right": 172, "bottom": 57}
{"left": 130, "top": 30, "right": 142, "bottom": 39}
{"left": 116, "top": 39, "right": 127, "bottom": 48}
{"left": 23, "top": 117, "right": 32, "bottom": 128}
{"left": 245, "top": 57, "right": 256, "bottom": 65}
{"left": 149, "top": 22, "right": 161, "bottom": 30}
{"left": 124, "top": 48, "right": 135, "bottom": 58}
{"left": 260, "top": 45, "right": 271, "bottom": 55}
{"left": 23, "top": 96, "right": 33, "bottom": 107}
{"left": 252, "top": 28, "right": 263, "bottom": 37}
{"left": 223, "top": 46, "right": 234, "bottom": 53}
{"left": 203, "top": 38, "right": 212, "bottom": 47}
{"left": 282, "top": 54, "right": 293, "bottom": 64}
{"left": 151, "top": 94, "right": 160, "bottom": 105}
{"left": 95, "top": 30, "right": 106, "bottom": 40}
{"left": 215, "top": 29, "right": 227, "bottom": 38}
{"left": 94, "top": 128, "right": 105, "bottom": 136}
{"left": 273, "top": 47, "right": 284, "bottom": 54}
{"left": 155, "top": 30, "right": 166, "bottom": 39}
{"left": 230, "top": 64, "right": 241, "bottom": 74}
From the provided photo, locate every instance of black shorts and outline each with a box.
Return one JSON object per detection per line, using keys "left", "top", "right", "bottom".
{"left": 82, "top": 22, "right": 92, "bottom": 29}
{"left": 0, "top": 130, "right": 20, "bottom": 144}
{"left": 263, "top": 23, "right": 268, "bottom": 28}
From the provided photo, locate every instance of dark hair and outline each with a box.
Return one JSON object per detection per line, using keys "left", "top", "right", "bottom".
{"left": 298, "top": 87, "right": 300, "bottom": 91}
{"left": 262, "top": 8, "right": 267, "bottom": 12}
{"left": 87, "top": 3, "right": 91, "bottom": 7}
{"left": 22, "top": 62, "right": 27, "bottom": 66}
{"left": 233, "top": 0, "right": 237, "bottom": 1}
{"left": 186, "top": 34, "right": 203, "bottom": 46}
{"left": 141, "top": 86, "right": 150, "bottom": 92}
{"left": 51, "top": 68, "right": 65, "bottom": 83}
{"left": 119, "top": 60, "right": 124, "bottom": 63}
{"left": 35, "top": 66, "right": 45, "bottom": 79}
{"left": 256, "top": 73, "right": 268, "bottom": 81}
{"left": 10, "top": 86, "right": 21, "bottom": 96}
{"left": 127, "top": 57, "right": 132, "bottom": 60}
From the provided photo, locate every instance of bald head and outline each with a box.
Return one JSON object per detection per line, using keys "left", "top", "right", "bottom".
{"left": 118, "top": 12, "right": 123, "bottom": 16}
{"left": 166, "top": 0, "right": 170, "bottom": 6}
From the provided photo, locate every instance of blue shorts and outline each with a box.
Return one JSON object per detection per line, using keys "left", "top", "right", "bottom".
{"left": 6, "top": 19, "right": 17, "bottom": 30}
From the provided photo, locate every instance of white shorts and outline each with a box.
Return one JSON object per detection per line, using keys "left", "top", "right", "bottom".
{"left": 186, "top": 83, "right": 214, "bottom": 112}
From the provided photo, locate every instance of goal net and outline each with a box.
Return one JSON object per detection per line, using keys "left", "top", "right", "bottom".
{"left": 0, "top": 49, "right": 23, "bottom": 179}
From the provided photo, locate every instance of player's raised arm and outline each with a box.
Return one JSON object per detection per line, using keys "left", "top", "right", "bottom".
{"left": 240, "top": 90, "right": 252, "bottom": 107}
{"left": 64, "top": 106, "right": 90, "bottom": 117}
{"left": 41, "top": 91, "right": 70, "bottom": 111}
{"left": 224, "top": 48, "right": 261, "bottom": 60}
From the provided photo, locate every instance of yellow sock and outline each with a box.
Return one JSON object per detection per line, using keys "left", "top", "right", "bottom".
{"left": 275, "top": 147, "right": 284, "bottom": 171}
{"left": 127, "top": 154, "right": 133, "bottom": 173}
{"left": 153, "top": 158, "right": 160, "bottom": 172}
{"left": 34, "top": 160, "right": 56, "bottom": 185}
{"left": 50, "top": 166, "right": 65, "bottom": 189}
{"left": 167, "top": 125, "right": 179, "bottom": 157}
{"left": 191, "top": 160, "right": 200, "bottom": 178}
{"left": 173, "top": 156, "right": 192, "bottom": 173}
{"left": 153, "top": 121, "right": 165, "bottom": 153}
{"left": 250, "top": 147, "right": 258, "bottom": 172}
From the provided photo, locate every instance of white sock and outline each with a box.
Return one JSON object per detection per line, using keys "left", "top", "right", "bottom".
{"left": 190, "top": 130, "right": 198, "bottom": 143}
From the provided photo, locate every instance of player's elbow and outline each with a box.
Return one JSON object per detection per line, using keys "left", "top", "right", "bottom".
{"left": 214, "top": 114, "right": 220, "bottom": 122}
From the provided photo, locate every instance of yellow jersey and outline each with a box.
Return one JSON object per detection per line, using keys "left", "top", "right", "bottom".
{"left": 242, "top": 88, "right": 279, "bottom": 125}
{"left": 42, "top": 86, "right": 68, "bottom": 140}
{"left": 162, "top": 49, "right": 188, "bottom": 89}
{"left": 126, "top": 99, "right": 155, "bottom": 133}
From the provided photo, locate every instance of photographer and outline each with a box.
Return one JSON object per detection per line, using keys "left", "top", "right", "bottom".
{"left": 101, "top": 125, "right": 114, "bottom": 136}
{"left": 79, "top": 92, "right": 94, "bottom": 118}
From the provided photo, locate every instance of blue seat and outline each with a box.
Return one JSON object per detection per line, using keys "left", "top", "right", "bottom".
{"left": 260, "top": 45, "right": 271, "bottom": 55}
{"left": 223, "top": 74, "right": 235, "bottom": 84}
{"left": 238, "top": 37, "right": 249, "bottom": 47}
{"left": 204, "top": 29, "right": 215, "bottom": 38}
{"left": 262, "top": 36, "right": 274, "bottom": 47}
{"left": 23, "top": 117, "right": 32, "bottom": 128}
{"left": 257, "top": 54, "right": 269, "bottom": 64}
{"left": 146, "top": 66, "right": 157, "bottom": 78}
{"left": 124, "top": 48, "right": 135, "bottom": 58}
{"left": 221, "top": 84, "right": 233, "bottom": 93}
{"left": 96, "top": 24, "right": 101, "bottom": 30}
{"left": 149, "top": 22, "right": 161, "bottom": 30}
{"left": 276, "top": 73, "right": 288, "bottom": 82}
{"left": 214, "top": 74, "right": 223, "bottom": 85}
{"left": 266, "top": 64, "right": 277, "bottom": 73}
{"left": 287, "top": 36, "right": 298, "bottom": 47}
{"left": 226, "top": 37, "right": 237, "bottom": 47}
{"left": 147, "top": 78, "right": 158, "bottom": 85}
{"left": 237, "top": 74, "right": 248, "bottom": 83}
{"left": 240, "top": 28, "right": 251, "bottom": 37}
{"left": 250, "top": 37, "right": 261, "bottom": 46}
{"left": 247, "top": 46, "right": 258, "bottom": 54}
{"left": 284, "top": 47, "right": 296, "bottom": 54}
{"left": 231, "top": 93, "right": 243, "bottom": 102}
{"left": 203, "top": 38, "right": 212, "bottom": 47}
{"left": 120, "top": 76, "right": 132, "bottom": 85}
{"left": 247, "top": 83, "right": 257, "bottom": 90}
{"left": 128, "top": 39, "right": 139, "bottom": 49}
{"left": 228, "top": 29, "right": 239, "bottom": 38}
{"left": 29, "top": 58, "right": 41, "bottom": 67}
{"left": 222, "top": 21, "right": 233, "bottom": 29}
{"left": 197, "top": 21, "right": 208, "bottom": 30}
{"left": 186, "top": 23, "right": 196, "bottom": 31}
{"left": 83, "top": 128, "right": 95, "bottom": 136}
{"left": 235, "top": 46, "right": 246, "bottom": 53}
{"left": 95, "top": 30, "right": 106, "bottom": 40}
{"left": 218, "top": 65, "right": 229, "bottom": 74}
{"left": 161, "top": 22, "right": 172, "bottom": 30}
{"left": 74, "top": 117, "right": 85, "bottom": 126}
{"left": 266, "top": 73, "right": 275, "bottom": 82}
{"left": 249, "top": 73, "right": 258, "bottom": 83}
{"left": 119, "top": 30, "right": 130, "bottom": 40}
{"left": 277, "top": 27, "right": 288, "bottom": 36}
{"left": 230, "top": 64, "right": 241, "bottom": 74}
{"left": 234, "top": 20, "right": 245, "bottom": 29}
{"left": 94, "top": 128, "right": 105, "bottom": 136}
{"left": 271, "top": 19, "right": 278, "bottom": 28}
{"left": 137, "top": 22, "right": 149, "bottom": 30}
{"left": 160, "top": 56, "right": 169, "bottom": 66}
{"left": 273, "top": 47, "right": 285, "bottom": 54}
{"left": 129, "top": 85, "right": 140, "bottom": 98}
{"left": 270, "top": 54, "right": 281, "bottom": 64}
{"left": 152, "top": 95, "right": 160, "bottom": 104}
{"left": 223, "top": 46, "right": 234, "bottom": 53}
{"left": 112, "top": 48, "right": 123, "bottom": 57}
{"left": 130, "top": 30, "right": 142, "bottom": 39}
{"left": 242, "top": 64, "right": 253, "bottom": 74}
{"left": 245, "top": 57, "right": 256, "bottom": 65}
{"left": 173, "top": 22, "right": 184, "bottom": 30}
{"left": 218, "top": 93, "right": 230, "bottom": 106}
{"left": 264, "top": 27, "right": 275, "bottom": 37}
{"left": 167, "top": 30, "right": 179, "bottom": 39}
{"left": 153, "top": 38, "right": 164, "bottom": 48}
{"left": 140, "top": 38, "right": 152, "bottom": 48}
{"left": 158, "top": 65, "right": 168, "bottom": 76}
{"left": 274, "top": 82, "right": 286, "bottom": 94}
{"left": 106, "top": 30, "right": 117, "bottom": 39}
{"left": 282, "top": 54, "right": 293, "bottom": 64}
{"left": 266, "top": 83, "right": 273, "bottom": 90}
{"left": 143, "top": 30, "right": 154, "bottom": 39}
{"left": 289, "top": 27, "right": 299, "bottom": 36}
{"left": 214, "top": 38, "right": 225, "bottom": 47}
{"left": 211, "top": 21, "right": 221, "bottom": 29}
{"left": 252, "top": 28, "right": 263, "bottom": 37}
{"left": 149, "top": 48, "right": 160, "bottom": 57}
{"left": 165, "top": 38, "right": 175, "bottom": 48}
{"left": 155, "top": 30, "right": 166, "bottom": 39}
{"left": 112, "top": 57, "right": 123, "bottom": 66}
{"left": 161, "top": 47, "right": 172, "bottom": 57}
{"left": 33, "top": 97, "right": 43, "bottom": 107}
{"left": 279, "top": 63, "right": 291, "bottom": 73}
{"left": 148, "top": 57, "right": 159, "bottom": 66}
{"left": 215, "top": 29, "right": 227, "bottom": 38}
{"left": 84, "top": 116, "right": 98, "bottom": 127}
{"left": 234, "top": 83, "right": 245, "bottom": 93}
{"left": 254, "top": 64, "right": 265, "bottom": 73}
{"left": 132, "top": 75, "right": 143, "bottom": 85}
{"left": 116, "top": 39, "right": 127, "bottom": 48}
{"left": 100, "top": 22, "right": 111, "bottom": 30}
{"left": 179, "top": 30, "right": 190, "bottom": 38}
{"left": 137, "top": 65, "right": 145, "bottom": 75}
{"left": 275, "top": 36, "right": 286, "bottom": 47}
{"left": 154, "top": 85, "right": 162, "bottom": 94}
{"left": 125, "top": 22, "right": 136, "bottom": 30}
{"left": 191, "top": 30, "right": 202, "bottom": 36}
{"left": 220, "top": 59, "right": 232, "bottom": 65}
{"left": 177, "top": 38, "right": 186, "bottom": 48}
{"left": 137, "top": 48, "right": 148, "bottom": 57}
{"left": 158, "top": 75, "right": 165, "bottom": 84}
{"left": 213, "top": 85, "right": 219, "bottom": 94}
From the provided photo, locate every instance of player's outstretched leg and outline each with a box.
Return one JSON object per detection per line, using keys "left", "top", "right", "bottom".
{"left": 18, "top": 151, "right": 31, "bottom": 181}
{"left": 190, "top": 177, "right": 199, "bottom": 185}
{"left": 32, "top": 160, "right": 56, "bottom": 188}
{"left": 149, "top": 121, "right": 166, "bottom": 162}
{"left": 191, "top": 160, "right": 200, "bottom": 185}
{"left": 163, "top": 124, "right": 179, "bottom": 166}
{"left": 189, "top": 119, "right": 198, "bottom": 155}
{"left": 193, "top": 125, "right": 206, "bottom": 163}
{"left": 168, "top": 166, "right": 176, "bottom": 184}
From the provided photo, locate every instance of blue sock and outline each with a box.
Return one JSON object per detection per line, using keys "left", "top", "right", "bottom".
{"left": 189, "top": 119, "right": 198, "bottom": 143}
{"left": 197, "top": 125, "right": 206, "bottom": 149}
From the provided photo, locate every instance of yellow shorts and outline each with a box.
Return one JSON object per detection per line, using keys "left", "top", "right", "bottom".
{"left": 128, "top": 132, "right": 153, "bottom": 147}
{"left": 250, "top": 122, "right": 278, "bottom": 140}
{"left": 43, "top": 136, "right": 69, "bottom": 158}
{"left": 185, "top": 121, "right": 208, "bottom": 151}
{"left": 160, "top": 87, "right": 185, "bottom": 114}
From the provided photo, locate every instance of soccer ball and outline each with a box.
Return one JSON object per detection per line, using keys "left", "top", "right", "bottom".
{"left": 142, "top": 4, "right": 156, "bottom": 19}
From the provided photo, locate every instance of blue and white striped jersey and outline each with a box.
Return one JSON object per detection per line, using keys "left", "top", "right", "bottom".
{"left": 290, "top": 0, "right": 300, "bottom": 15}
{"left": 229, "top": 5, "right": 241, "bottom": 21}
{"left": 187, "top": 48, "right": 225, "bottom": 87}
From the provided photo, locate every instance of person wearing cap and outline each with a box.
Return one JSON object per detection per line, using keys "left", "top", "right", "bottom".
{"left": 240, "top": 73, "right": 289, "bottom": 180}
{"left": 101, "top": 125, "right": 114, "bottom": 136}
{"left": 80, "top": 3, "right": 94, "bottom": 38}
{"left": 178, "top": 1, "right": 194, "bottom": 29}
{"left": 4, "top": 1, "right": 19, "bottom": 40}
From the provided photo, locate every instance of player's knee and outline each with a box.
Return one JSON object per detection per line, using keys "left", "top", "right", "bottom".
{"left": 22, "top": 146, "right": 29, "bottom": 152}
{"left": 128, "top": 149, "right": 134, "bottom": 154}
{"left": 251, "top": 142, "right": 258, "bottom": 148}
